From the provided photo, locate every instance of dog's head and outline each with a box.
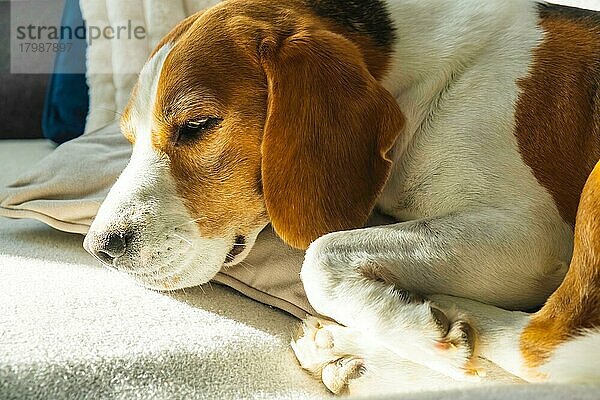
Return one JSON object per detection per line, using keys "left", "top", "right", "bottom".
{"left": 83, "top": 0, "right": 404, "bottom": 290}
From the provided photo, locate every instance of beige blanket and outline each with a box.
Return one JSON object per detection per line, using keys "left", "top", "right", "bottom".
{"left": 0, "top": 122, "right": 314, "bottom": 319}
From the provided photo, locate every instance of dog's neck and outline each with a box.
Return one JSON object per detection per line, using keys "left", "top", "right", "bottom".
{"left": 306, "top": 0, "right": 536, "bottom": 85}
{"left": 382, "top": 0, "right": 540, "bottom": 89}
{"left": 377, "top": 0, "right": 541, "bottom": 157}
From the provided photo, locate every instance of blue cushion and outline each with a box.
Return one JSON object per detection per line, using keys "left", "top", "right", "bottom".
{"left": 42, "top": 0, "right": 89, "bottom": 144}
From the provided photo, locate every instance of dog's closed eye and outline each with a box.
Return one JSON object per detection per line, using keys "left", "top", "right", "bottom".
{"left": 175, "top": 117, "right": 222, "bottom": 145}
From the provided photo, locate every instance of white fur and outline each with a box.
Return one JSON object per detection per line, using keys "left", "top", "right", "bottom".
{"left": 378, "top": 0, "right": 572, "bottom": 307}
{"left": 541, "top": 330, "right": 600, "bottom": 383}
{"left": 298, "top": 0, "right": 584, "bottom": 389}
{"left": 292, "top": 311, "right": 600, "bottom": 394}
{"left": 292, "top": 316, "right": 521, "bottom": 396}
{"left": 86, "top": 44, "right": 231, "bottom": 290}
{"left": 125, "top": 44, "right": 173, "bottom": 136}
{"left": 430, "top": 295, "right": 532, "bottom": 378}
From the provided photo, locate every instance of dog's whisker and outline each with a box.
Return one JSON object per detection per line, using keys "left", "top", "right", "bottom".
{"left": 173, "top": 233, "right": 193, "bottom": 245}
{"left": 96, "top": 106, "right": 125, "bottom": 119}
{"left": 173, "top": 217, "right": 209, "bottom": 229}
{"left": 239, "top": 259, "right": 259, "bottom": 270}
{"left": 236, "top": 261, "right": 253, "bottom": 273}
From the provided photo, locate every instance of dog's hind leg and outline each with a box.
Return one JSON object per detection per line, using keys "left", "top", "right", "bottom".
{"left": 426, "top": 162, "right": 600, "bottom": 383}
{"left": 519, "top": 160, "right": 600, "bottom": 382}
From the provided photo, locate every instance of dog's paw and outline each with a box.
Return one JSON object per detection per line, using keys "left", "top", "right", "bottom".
{"left": 291, "top": 316, "right": 336, "bottom": 374}
{"left": 428, "top": 307, "right": 484, "bottom": 380}
{"left": 291, "top": 316, "right": 366, "bottom": 394}
{"left": 322, "top": 356, "right": 365, "bottom": 394}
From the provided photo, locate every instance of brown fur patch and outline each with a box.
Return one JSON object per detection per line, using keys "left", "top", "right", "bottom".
{"left": 521, "top": 160, "right": 600, "bottom": 369}
{"left": 152, "top": 12, "right": 204, "bottom": 58}
{"left": 514, "top": 7, "right": 600, "bottom": 226}
{"left": 155, "top": 21, "right": 269, "bottom": 239}
{"left": 121, "top": 12, "right": 204, "bottom": 144}
{"left": 123, "top": 0, "right": 401, "bottom": 246}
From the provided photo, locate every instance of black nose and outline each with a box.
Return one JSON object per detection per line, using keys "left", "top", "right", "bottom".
{"left": 84, "top": 231, "right": 128, "bottom": 266}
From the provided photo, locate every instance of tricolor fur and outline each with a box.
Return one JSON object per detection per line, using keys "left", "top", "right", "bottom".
{"left": 84, "top": 0, "right": 600, "bottom": 393}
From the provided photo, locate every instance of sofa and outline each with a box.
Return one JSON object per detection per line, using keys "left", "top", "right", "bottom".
{"left": 1, "top": 1, "right": 600, "bottom": 399}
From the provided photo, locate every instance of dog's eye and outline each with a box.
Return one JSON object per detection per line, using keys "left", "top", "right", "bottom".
{"left": 176, "top": 117, "right": 221, "bottom": 145}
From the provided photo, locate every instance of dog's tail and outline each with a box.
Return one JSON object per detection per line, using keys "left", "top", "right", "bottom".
{"left": 462, "top": 160, "right": 600, "bottom": 382}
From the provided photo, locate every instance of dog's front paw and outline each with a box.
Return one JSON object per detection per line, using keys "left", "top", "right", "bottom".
{"left": 291, "top": 316, "right": 366, "bottom": 394}
{"left": 428, "top": 307, "right": 484, "bottom": 380}
{"left": 291, "top": 316, "right": 337, "bottom": 374}
{"left": 322, "top": 356, "right": 365, "bottom": 394}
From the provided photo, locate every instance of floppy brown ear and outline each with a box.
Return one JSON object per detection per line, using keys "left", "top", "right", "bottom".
{"left": 260, "top": 29, "right": 405, "bottom": 250}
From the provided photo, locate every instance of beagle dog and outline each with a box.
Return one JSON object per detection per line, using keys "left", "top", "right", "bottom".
{"left": 84, "top": 0, "right": 600, "bottom": 394}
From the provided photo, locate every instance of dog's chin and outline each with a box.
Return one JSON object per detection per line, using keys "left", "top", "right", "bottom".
{"left": 128, "top": 263, "right": 223, "bottom": 291}
{"left": 121, "top": 248, "right": 229, "bottom": 291}
{"left": 119, "top": 226, "right": 265, "bottom": 292}
{"left": 127, "top": 239, "right": 259, "bottom": 292}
